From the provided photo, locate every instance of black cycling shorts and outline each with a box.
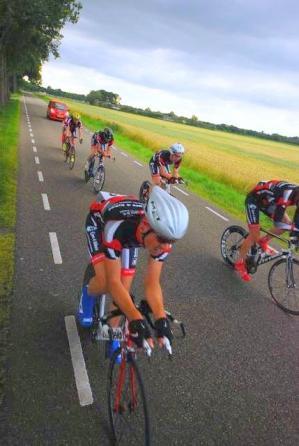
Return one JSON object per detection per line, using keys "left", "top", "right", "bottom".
{"left": 245, "top": 194, "right": 275, "bottom": 225}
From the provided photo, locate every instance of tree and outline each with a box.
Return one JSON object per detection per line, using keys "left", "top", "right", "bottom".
{"left": 86, "top": 89, "right": 121, "bottom": 107}
{"left": 0, "top": 0, "right": 82, "bottom": 105}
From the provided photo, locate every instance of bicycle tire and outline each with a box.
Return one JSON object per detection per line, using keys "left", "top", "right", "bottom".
{"left": 268, "top": 258, "right": 299, "bottom": 315}
{"left": 69, "top": 146, "right": 76, "bottom": 170}
{"left": 220, "top": 225, "right": 248, "bottom": 266}
{"left": 64, "top": 142, "right": 70, "bottom": 163}
{"left": 139, "top": 181, "right": 151, "bottom": 203}
{"left": 93, "top": 165, "right": 105, "bottom": 193}
{"left": 108, "top": 349, "right": 151, "bottom": 445}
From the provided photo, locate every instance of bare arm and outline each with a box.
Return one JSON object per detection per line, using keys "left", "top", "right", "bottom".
{"left": 104, "top": 258, "right": 142, "bottom": 321}
{"left": 144, "top": 258, "right": 166, "bottom": 320}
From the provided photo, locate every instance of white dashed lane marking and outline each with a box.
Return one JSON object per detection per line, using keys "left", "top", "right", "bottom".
{"left": 49, "top": 232, "right": 62, "bottom": 264}
{"left": 37, "top": 171, "right": 44, "bottom": 182}
{"left": 41, "top": 193, "right": 50, "bottom": 210}
{"left": 33, "top": 146, "right": 37, "bottom": 153}
{"left": 173, "top": 186, "right": 189, "bottom": 196}
{"left": 31, "top": 139, "right": 35, "bottom": 144}
{"left": 133, "top": 160, "right": 143, "bottom": 167}
{"left": 121, "top": 152, "right": 128, "bottom": 157}
{"left": 205, "top": 206, "right": 229, "bottom": 221}
{"left": 34, "top": 156, "right": 40, "bottom": 165}
{"left": 65, "top": 315, "right": 94, "bottom": 407}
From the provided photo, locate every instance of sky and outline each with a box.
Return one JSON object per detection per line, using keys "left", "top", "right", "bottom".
{"left": 42, "top": 0, "right": 299, "bottom": 136}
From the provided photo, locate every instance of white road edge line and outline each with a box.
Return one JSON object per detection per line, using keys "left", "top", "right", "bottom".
{"left": 33, "top": 146, "right": 37, "bottom": 153}
{"left": 65, "top": 315, "right": 94, "bottom": 407}
{"left": 34, "top": 156, "right": 40, "bottom": 164}
{"left": 173, "top": 186, "right": 189, "bottom": 196}
{"left": 133, "top": 160, "right": 143, "bottom": 167}
{"left": 205, "top": 206, "right": 229, "bottom": 222}
{"left": 49, "top": 232, "right": 63, "bottom": 264}
{"left": 37, "top": 171, "right": 44, "bottom": 182}
{"left": 41, "top": 193, "right": 50, "bottom": 210}
{"left": 121, "top": 152, "right": 128, "bottom": 157}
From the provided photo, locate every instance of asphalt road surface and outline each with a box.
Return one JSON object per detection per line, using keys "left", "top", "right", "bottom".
{"left": 1, "top": 94, "right": 298, "bottom": 445}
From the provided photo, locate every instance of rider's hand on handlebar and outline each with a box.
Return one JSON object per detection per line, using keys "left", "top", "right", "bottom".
{"left": 290, "top": 234, "right": 299, "bottom": 248}
{"left": 154, "top": 317, "right": 173, "bottom": 347}
{"left": 129, "top": 319, "right": 153, "bottom": 348}
{"left": 169, "top": 176, "right": 178, "bottom": 184}
{"left": 177, "top": 177, "right": 185, "bottom": 184}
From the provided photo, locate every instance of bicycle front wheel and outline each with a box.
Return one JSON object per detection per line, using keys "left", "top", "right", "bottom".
{"left": 268, "top": 258, "right": 299, "bottom": 315}
{"left": 108, "top": 350, "right": 151, "bottom": 445}
{"left": 69, "top": 147, "right": 76, "bottom": 170}
{"left": 220, "top": 225, "right": 248, "bottom": 266}
{"left": 93, "top": 165, "right": 105, "bottom": 193}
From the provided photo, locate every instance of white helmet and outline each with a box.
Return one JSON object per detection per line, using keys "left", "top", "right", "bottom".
{"left": 145, "top": 186, "right": 189, "bottom": 241}
{"left": 169, "top": 142, "right": 185, "bottom": 155}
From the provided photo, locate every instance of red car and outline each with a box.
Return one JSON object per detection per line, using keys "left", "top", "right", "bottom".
{"left": 47, "top": 100, "right": 69, "bottom": 121}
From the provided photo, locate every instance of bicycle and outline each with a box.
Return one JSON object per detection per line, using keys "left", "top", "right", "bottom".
{"left": 139, "top": 177, "right": 186, "bottom": 203}
{"left": 89, "top": 294, "right": 186, "bottom": 445}
{"left": 64, "top": 136, "right": 77, "bottom": 170}
{"left": 220, "top": 225, "right": 299, "bottom": 315}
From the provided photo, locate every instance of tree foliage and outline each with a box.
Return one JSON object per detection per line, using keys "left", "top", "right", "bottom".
{"left": 0, "top": 0, "right": 82, "bottom": 104}
{"left": 86, "top": 89, "right": 121, "bottom": 106}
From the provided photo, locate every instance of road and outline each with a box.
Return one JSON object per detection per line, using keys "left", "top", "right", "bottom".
{"left": 1, "top": 94, "right": 298, "bottom": 445}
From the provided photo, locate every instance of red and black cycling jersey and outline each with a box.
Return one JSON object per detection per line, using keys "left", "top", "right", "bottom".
{"left": 86, "top": 192, "right": 170, "bottom": 264}
{"left": 150, "top": 150, "right": 182, "bottom": 169}
{"left": 246, "top": 180, "right": 299, "bottom": 227}
{"left": 65, "top": 117, "right": 82, "bottom": 135}
{"left": 91, "top": 131, "right": 114, "bottom": 147}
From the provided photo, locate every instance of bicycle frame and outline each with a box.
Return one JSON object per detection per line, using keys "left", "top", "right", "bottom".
{"left": 256, "top": 228, "right": 296, "bottom": 268}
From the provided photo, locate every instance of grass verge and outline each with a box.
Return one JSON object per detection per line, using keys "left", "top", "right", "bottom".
{"left": 0, "top": 93, "right": 20, "bottom": 405}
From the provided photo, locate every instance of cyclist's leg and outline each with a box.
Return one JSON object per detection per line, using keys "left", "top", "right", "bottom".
{"left": 149, "top": 160, "right": 161, "bottom": 186}
{"left": 78, "top": 215, "right": 106, "bottom": 326}
{"left": 234, "top": 195, "right": 260, "bottom": 281}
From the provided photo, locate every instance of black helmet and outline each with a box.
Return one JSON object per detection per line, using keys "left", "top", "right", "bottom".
{"left": 103, "top": 127, "right": 113, "bottom": 142}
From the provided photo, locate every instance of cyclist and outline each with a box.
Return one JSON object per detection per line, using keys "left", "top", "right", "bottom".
{"left": 63, "top": 112, "right": 83, "bottom": 152}
{"left": 149, "top": 143, "right": 185, "bottom": 187}
{"left": 84, "top": 127, "right": 114, "bottom": 182}
{"left": 77, "top": 186, "right": 189, "bottom": 352}
{"left": 235, "top": 180, "right": 299, "bottom": 281}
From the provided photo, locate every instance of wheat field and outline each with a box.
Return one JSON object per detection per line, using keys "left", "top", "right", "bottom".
{"left": 58, "top": 98, "right": 299, "bottom": 192}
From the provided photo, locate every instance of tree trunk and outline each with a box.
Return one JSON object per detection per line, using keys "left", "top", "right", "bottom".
{"left": 0, "top": 51, "right": 9, "bottom": 106}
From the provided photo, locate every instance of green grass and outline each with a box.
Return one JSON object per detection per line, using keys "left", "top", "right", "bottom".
{"left": 0, "top": 93, "right": 20, "bottom": 404}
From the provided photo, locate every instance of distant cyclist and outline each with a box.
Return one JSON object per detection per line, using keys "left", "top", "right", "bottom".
{"left": 149, "top": 143, "right": 185, "bottom": 187}
{"left": 84, "top": 127, "right": 114, "bottom": 182}
{"left": 77, "top": 186, "right": 189, "bottom": 353}
{"left": 62, "top": 112, "right": 83, "bottom": 152}
{"left": 235, "top": 180, "right": 299, "bottom": 281}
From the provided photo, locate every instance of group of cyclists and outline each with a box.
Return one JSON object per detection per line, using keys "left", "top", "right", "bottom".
{"left": 61, "top": 111, "right": 299, "bottom": 356}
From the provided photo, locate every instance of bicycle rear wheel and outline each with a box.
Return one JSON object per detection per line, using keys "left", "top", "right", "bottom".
{"left": 139, "top": 181, "right": 151, "bottom": 203}
{"left": 69, "top": 146, "right": 76, "bottom": 170}
{"left": 268, "top": 258, "right": 299, "bottom": 315}
{"left": 64, "top": 142, "right": 70, "bottom": 163}
{"left": 220, "top": 225, "right": 248, "bottom": 266}
{"left": 93, "top": 165, "right": 105, "bottom": 193}
{"left": 108, "top": 349, "right": 151, "bottom": 445}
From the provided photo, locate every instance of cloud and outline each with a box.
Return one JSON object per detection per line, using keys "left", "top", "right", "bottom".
{"left": 42, "top": 0, "right": 299, "bottom": 136}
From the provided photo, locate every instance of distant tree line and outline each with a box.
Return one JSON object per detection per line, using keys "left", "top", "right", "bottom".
{"left": 0, "top": 0, "right": 81, "bottom": 106}
{"left": 22, "top": 81, "right": 299, "bottom": 146}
